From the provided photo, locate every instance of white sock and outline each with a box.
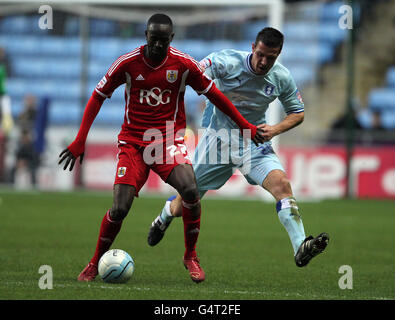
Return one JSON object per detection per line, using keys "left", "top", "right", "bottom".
{"left": 276, "top": 197, "right": 306, "bottom": 255}
{"left": 159, "top": 196, "right": 175, "bottom": 225}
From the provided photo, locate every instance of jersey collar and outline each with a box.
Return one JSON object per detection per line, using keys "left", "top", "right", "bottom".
{"left": 245, "top": 53, "right": 258, "bottom": 75}
{"left": 142, "top": 45, "right": 169, "bottom": 70}
{"left": 245, "top": 53, "right": 275, "bottom": 76}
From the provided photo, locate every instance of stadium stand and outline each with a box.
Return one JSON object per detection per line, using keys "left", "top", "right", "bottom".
{"left": 357, "top": 66, "right": 395, "bottom": 130}
{"left": 0, "top": 1, "right": 362, "bottom": 128}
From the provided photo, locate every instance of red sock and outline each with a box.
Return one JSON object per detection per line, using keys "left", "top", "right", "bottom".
{"left": 182, "top": 199, "right": 201, "bottom": 259}
{"left": 90, "top": 210, "right": 123, "bottom": 266}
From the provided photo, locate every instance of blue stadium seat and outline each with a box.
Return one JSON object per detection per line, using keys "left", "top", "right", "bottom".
{"left": 94, "top": 102, "right": 124, "bottom": 126}
{"left": 295, "top": 2, "right": 323, "bottom": 20}
{"left": 368, "top": 88, "right": 395, "bottom": 111}
{"left": 284, "top": 21, "right": 347, "bottom": 45}
{"left": 65, "top": 17, "right": 126, "bottom": 38}
{"left": 381, "top": 110, "right": 395, "bottom": 129}
{"left": 386, "top": 67, "right": 395, "bottom": 87}
{"left": 49, "top": 99, "right": 127, "bottom": 126}
{"left": 88, "top": 60, "right": 111, "bottom": 81}
{"left": 6, "top": 78, "right": 30, "bottom": 97}
{"left": 243, "top": 20, "right": 268, "bottom": 40}
{"left": 86, "top": 81, "right": 125, "bottom": 105}
{"left": 286, "top": 64, "right": 315, "bottom": 87}
{"left": 319, "top": 23, "right": 347, "bottom": 44}
{"left": 355, "top": 108, "right": 395, "bottom": 130}
{"left": 0, "top": 15, "right": 50, "bottom": 35}
{"left": 357, "top": 109, "right": 373, "bottom": 129}
{"left": 64, "top": 17, "right": 79, "bottom": 36}
{"left": 172, "top": 40, "right": 210, "bottom": 61}
{"left": 282, "top": 42, "right": 333, "bottom": 64}
{"left": 12, "top": 59, "right": 42, "bottom": 77}
{"left": 108, "top": 86, "right": 126, "bottom": 105}
{"left": 9, "top": 99, "right": 24, "bottom": 119}
{"left": 232, "top": 41, "right": 252, "bottom": 52}
{"left": 0, "top": 35, "right": 38, "bottom": 55}
{"left": 49, "top": 101, "right": 81, "bottom": 125}
{"left": 0, "top": 35, "right": 80, "bottom": 57}
{"left": 119, "top": 38, "right": 144, "bottom": 53}
{"left": 7, "top": 78, "right": 80, "bottom": 100}
{"left": 209, "top": 40, "right": 242, "bottom": 55}
{"left": 39, "top": 36, "right": 81, "bottom": 56}
{"left": 0, "top": 16, "right": 34, "bottom": 34}
{"left": 320, "top": 1, "right": 345, "bottom": 21}
{"left": 90, "top": 19, "right": 119, "bottom": 37}
{"left": 89, "top": 37, "right": 122, "bottom": 59}
{"left": 12, "top": 58, "right": 81, "bottom": 78}
{"left": 283, "top": 22, "right": 312, "bottom": 41}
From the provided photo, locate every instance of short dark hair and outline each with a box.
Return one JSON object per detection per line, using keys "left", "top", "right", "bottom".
{"left": 255, "top": 27, "right": 284, "bottom": 49}
{"left": 147, "top": 13, "right": 173, "bottom": 29}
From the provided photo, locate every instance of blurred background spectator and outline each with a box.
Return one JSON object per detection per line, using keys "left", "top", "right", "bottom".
{"left": 9, "top": 94, "right": 39, "bottom": 187}
{"left": 0, "top": 46, "right": 13, "bottom": 182}
{"left": 10, "top": 128, "right": 39, "bottom": 187}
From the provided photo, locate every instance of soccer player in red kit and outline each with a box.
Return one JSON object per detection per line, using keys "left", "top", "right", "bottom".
{"left": 59, "top": 13, "right": 265, "bottom": 283}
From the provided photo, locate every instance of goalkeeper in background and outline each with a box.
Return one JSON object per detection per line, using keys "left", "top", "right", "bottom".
{"left": 148, "top": 27, "right": 329, "bottom": 268}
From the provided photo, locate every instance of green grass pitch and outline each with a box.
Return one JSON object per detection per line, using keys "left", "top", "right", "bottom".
{"left": 0, "top": 189, "right": 394, "bottom": 300}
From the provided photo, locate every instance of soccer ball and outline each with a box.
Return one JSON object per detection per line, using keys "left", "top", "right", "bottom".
{"left": 98, "top": 249, "right": 135, "bottom": 283}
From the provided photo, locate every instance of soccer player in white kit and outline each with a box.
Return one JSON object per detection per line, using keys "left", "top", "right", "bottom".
{"left": 148, "top": 27, "right": 329, "bottom": 268}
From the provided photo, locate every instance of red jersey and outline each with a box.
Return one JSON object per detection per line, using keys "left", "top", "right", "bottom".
{"left": 95, "top": 45, "right": 213, "bottom": 146}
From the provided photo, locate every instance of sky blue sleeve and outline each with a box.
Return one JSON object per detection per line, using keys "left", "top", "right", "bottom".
{"left": 279, "top": 75, "right": 305, "bottom": 114}
{"left": 199, "top": 51, "right": 228, "bottom": 127}
{"left": 202, "top": 51, "right": 228, "bottom": 80}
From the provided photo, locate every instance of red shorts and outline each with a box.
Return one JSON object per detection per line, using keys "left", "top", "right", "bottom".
{"left": 114, "top": 138, "right": 192, "bottom": 196}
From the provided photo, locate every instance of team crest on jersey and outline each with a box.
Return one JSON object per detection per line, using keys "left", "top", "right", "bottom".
{"left": 296, "top": 90, "right": 304, "bottom": 104}
{"left": 264, "top": 84, "right": 276, "bottom": 96}
{"left": 199, "top": 58, "right": 212, "bottom": 71}
{"left": 166, "top": 70, "right": 178, "bottom": 83}
{"left": 117, "top": 167, "right": 126, "bottom": 177}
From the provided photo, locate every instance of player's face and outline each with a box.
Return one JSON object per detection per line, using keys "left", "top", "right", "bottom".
{"left": 251, "top": 41, "right": 281, "bottom": 75}
{"left": 145, "top": 23, "right": 174, "bottom": 62}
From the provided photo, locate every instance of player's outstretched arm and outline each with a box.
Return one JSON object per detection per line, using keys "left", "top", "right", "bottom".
{"left": 58, "top": 90, "right": 105, "bottom": 171}
{"left": 257, "top": 112, "right": 304, "bottom": 142}
{"left": 204, "top": 85, "right": 266, "bottom": 145}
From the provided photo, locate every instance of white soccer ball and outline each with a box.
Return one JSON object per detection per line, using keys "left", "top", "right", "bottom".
{"left": 98, "top": 249, "right": 135, "bottom": 283}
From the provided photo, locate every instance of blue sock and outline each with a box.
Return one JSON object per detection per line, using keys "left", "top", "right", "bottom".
{"left": 159, "top": 195, "right": 177, "bottom": 224}
{"left": 276, "top": 197, "right": 306, "bottom": 255}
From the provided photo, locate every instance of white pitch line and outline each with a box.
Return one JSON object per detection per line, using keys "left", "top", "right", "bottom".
{"left": 58, "top": 282, "right": 273, "bottom": 296}
{"left": 1, "top": 281, "right": 392, "bottom": 300}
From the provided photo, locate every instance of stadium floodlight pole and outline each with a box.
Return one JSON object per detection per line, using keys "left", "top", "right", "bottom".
{"left": 344, "top": 0, "right": 357, "bottom": 199}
